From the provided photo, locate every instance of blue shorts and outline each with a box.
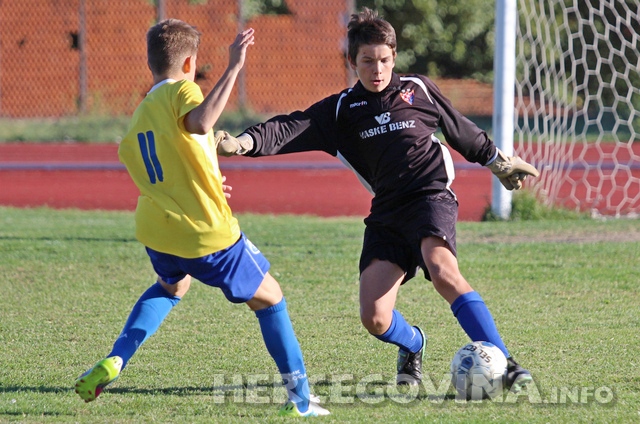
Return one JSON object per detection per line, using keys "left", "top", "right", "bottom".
{"left": 145, "top": 233, "right": 270, "bottom": 303}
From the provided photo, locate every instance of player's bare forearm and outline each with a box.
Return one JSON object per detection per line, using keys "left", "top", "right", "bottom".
{"left": 184, "top": 29, "right": 255, "bottom": 135}
{"left": 184, "top": 67, "right": 241, "bottom": 134}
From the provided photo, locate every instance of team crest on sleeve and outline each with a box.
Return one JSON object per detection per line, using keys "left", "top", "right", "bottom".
{"left": 400, "top": 89, "right": 415, "bottom": 105}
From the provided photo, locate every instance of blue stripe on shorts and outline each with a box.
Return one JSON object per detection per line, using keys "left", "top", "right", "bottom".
{"left": 145, "top": 233, "right": 270, "bottom": 303}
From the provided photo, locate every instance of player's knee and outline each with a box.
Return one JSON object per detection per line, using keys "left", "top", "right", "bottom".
{"left": 426, "top": 260, "right": 462, "bottom": 286}
{"left": 158, "top": 275, "right": 191, "bottom": 297}
{"left": 428, "top": 265, "right": 450, "bottom": 286}
{"left": 360, "top": 310, "right": 390, "bottom": 335}
{"left": 245, "top": 273, "right": 283, "bottom": 311}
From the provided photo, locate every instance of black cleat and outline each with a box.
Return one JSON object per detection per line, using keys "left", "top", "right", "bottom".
{"left": 396, "top": 326, "right": 427, "bottom": 386}
{"left": 504, "top": 357, "right": 533, "bottom": 392}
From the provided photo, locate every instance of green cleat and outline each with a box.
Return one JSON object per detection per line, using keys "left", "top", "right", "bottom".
{"left": 278, "top": 395, "right": 330, "bottom": 417}
{"left": 74, "top": 356, "right": 123, "bottom": 402}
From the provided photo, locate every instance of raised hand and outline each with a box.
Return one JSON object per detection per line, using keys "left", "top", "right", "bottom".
{"left": 228, "top": 28, "right": 255, "bottom": 72}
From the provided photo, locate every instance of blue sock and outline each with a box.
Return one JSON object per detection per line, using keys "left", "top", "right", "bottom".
{"left": 373, "top": 309, "right": 423, "bottom": 353}
{"left": 255, "top": 298, "right": 311, "bottom": 413}
{"left": 108, "top": 282, "right": 181, "bottom": 368}
{"left": 450, "top": 291, "right": 510, "bottom": 358}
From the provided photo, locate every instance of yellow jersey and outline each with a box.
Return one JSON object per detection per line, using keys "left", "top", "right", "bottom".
{"left": 119, "top": 79, "right": 240, "bottom": 258}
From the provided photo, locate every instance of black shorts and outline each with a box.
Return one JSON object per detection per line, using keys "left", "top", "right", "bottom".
{"left": 359, "top": 190, "right": 458, "bottom": 282}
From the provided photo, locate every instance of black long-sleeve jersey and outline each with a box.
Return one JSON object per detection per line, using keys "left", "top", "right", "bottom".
{"left": 243, "top": 73, "right": 497, "bottom": 216}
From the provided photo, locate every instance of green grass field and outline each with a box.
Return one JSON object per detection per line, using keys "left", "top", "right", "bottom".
{"left": 1, "top": 207, "right": 638, "bottom": 423}
{"left": 0, "top": 109, "right": 267, "bottom": 143}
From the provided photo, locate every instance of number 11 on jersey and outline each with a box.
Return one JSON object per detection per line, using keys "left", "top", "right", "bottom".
{"left": 137, "top": 131, "right": 164, "bottom": 184}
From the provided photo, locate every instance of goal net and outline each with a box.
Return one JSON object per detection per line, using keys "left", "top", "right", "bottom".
{"left": 515, "top": 0, "right": 640, "bottom": 217}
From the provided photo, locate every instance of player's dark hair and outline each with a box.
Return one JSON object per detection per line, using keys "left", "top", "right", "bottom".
{"left": 147, "top": 19, "right": 201, "bottom": 76}
{"left": 347, "top": 7, "right": 396, "bottom": 62}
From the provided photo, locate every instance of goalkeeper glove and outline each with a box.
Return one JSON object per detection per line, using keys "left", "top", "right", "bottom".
{"left": 214, "top": 131, "right": 253, "bottom": 156}
{"left": 485, "top": 149, "right": 540, "bottom": 190}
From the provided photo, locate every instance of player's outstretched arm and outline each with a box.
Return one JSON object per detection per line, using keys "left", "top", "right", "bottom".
{"left": 485, "top": 149, "right": 540, "bottom": 190}
{"left": 184, "top": 29, "right": 255, "bottom": 135}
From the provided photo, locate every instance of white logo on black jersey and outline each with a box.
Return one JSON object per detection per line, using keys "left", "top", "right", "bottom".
{"left": 359, "top": 119, "right": 416, "bottom": 140}
{"left": 374, "top": 112, "right": 391, "bottom": 125}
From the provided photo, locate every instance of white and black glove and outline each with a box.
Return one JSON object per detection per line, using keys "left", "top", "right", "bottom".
{"left": 486, "top": 149, "right": 540, "bottom": 190}
{"left": 214, "top": 131, "right": 253, "bottom": 157}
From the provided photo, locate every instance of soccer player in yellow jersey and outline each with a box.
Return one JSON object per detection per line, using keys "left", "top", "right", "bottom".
{"left": 74, "top": 19, "right": 328, "bottom": 417}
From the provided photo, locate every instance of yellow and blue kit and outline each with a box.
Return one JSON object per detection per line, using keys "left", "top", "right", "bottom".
{"left": 119, "top": 79, "right": 240, "bottom": 258}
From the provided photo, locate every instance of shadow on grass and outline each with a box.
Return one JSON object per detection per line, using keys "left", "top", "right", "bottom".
{"left": 1, "top": 382, "right": 459, "bottom": 403}
{"left": 0, "top": 235, "right": 137, "bottom": 243}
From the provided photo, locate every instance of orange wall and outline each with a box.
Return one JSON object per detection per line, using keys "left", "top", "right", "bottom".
{"left": 0, "top": 0, "right": 351, "bottom": 117}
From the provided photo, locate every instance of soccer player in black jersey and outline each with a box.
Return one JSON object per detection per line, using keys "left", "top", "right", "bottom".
{"left": 218, "top": 8, "right": 538, "bottom": 393}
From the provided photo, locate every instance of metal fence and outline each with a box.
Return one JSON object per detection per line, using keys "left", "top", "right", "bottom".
{"left": 0, "top": 0, "right": 354, "bottom": 118}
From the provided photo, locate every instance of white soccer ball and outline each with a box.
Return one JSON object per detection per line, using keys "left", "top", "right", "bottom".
{"left": 450, "top": 341, "right": 507, "bottom": 400}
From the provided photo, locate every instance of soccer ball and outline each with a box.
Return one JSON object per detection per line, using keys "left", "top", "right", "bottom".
{"left": 450, "top": 341, "right": 507, "bottom": 400}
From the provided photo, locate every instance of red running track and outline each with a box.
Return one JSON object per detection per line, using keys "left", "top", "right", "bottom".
{"left": 0, "top": 143, "right": 491, "bottom": 221}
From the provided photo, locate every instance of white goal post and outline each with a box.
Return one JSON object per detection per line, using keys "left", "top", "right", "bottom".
{"left": 494, "top": 0, "right": 640, "bottom": 218}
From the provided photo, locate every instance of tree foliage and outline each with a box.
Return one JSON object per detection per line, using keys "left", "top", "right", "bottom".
{"left": 356, "top": 0, "right": 496, "bottom": 81}
{"left": 242, "top": 0, "right": 291, "bottom": 21}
